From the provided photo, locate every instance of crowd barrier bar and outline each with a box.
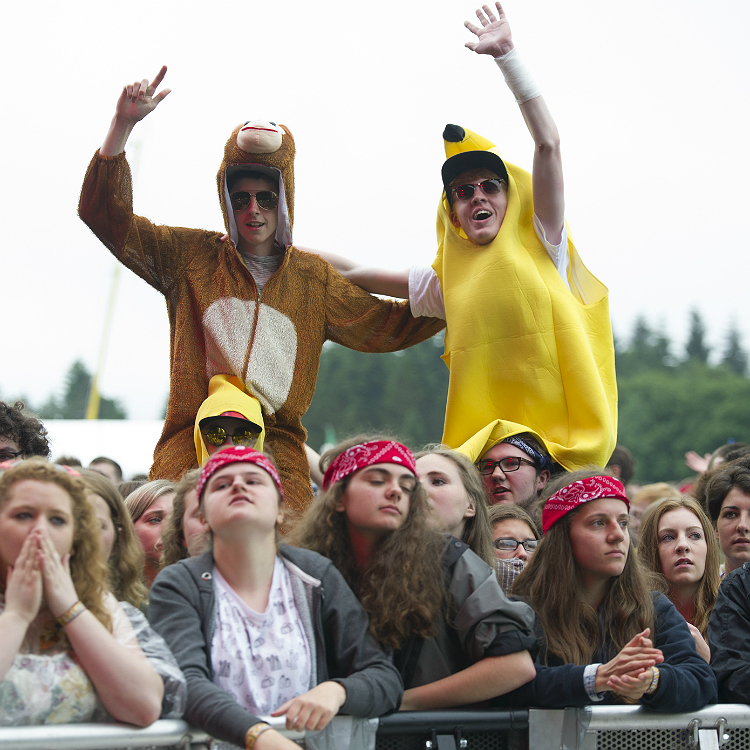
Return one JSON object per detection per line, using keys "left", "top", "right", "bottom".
{"left": 529, "top": 704, "right": 750, "bottom": 750}
{"left": 1, "top": 707, "right": 749, "bottom": 750}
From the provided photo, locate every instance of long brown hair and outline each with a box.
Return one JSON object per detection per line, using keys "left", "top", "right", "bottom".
{"left": 81, "top": 470, "right": 148, "bottom": 609}
{"left": 637, "top": 496, "right": 719, "bottom": 637}
{"left": 161, "top": 469, "right": 202, "bottom": 568}
{"left": 0, "top": 459, "right": 112, "bottom": 630}
{"left": 513, "top": 469, "right": 655, "bottom": 665}
{"left": 415, "top": 446, "right": 495, "bottom": 566}
{"left": 288, "top": 436, "right": 447, "bottom": 649}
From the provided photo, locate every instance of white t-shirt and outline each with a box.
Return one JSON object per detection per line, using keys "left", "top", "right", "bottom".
{"left": 409, "top": 216, "right": 576, "bottom": 319}
{"left": 211, "top": 557, "right": 311, "bottom": 716}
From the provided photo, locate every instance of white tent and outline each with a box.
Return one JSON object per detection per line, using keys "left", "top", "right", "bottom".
{"left": 45, "top": 420, "right": 166, "bottom": 480}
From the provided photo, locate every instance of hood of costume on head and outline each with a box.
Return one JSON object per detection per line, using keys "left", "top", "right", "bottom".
{"left": 194, "top": 375, "right": 266, "bottom": 465}
{"left": 440, "top": 124, "right": 512, "bottom": 241}
{"left": 217, "top": 119, "right": 295, "bottom": 249}
{"left": 456, "top": 420, "right": 553, "bottom": 466}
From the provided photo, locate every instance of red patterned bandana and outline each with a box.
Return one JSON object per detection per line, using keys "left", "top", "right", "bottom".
{"left": 197, "top": 446, "right": 283, "bottom": 500}
{"left": 542, "top": 475, "right": 628, "bottom": 535}
{"left": 322, "top": 440, "right": 416, "bottom": 490}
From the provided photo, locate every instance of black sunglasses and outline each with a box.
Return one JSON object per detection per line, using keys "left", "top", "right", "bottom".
{"left": 230, "top": 190, "right": 279, "bottom": 212}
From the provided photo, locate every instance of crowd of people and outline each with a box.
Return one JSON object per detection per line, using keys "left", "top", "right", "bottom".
{"left": 1, "top": 2, "right": 748, "bottom": 748}
{"left": 3, "top": 398, "right": 750, "bottom": 743}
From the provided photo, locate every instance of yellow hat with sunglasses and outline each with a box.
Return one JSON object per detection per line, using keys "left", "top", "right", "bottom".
{"left": 194, "top": 375, "right": 265, "bottom": 465}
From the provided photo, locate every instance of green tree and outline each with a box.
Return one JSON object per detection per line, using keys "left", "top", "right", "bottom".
{"left": 303, "top": 335, "right": 448, "bottom": 451}
{"left": 685, "top": 309, "right": 710, "bottom": 364}
{"left": 37, "top": 360, "right": 126, "bottom": 419}
{"left": 615, "top": 316, "right": 672, "bottom": 377}
{"left": 721, "top": 322, "right": 748, "bottom": 376}
{"left": 617, "top": 361, "right": 750, "bottom": 483}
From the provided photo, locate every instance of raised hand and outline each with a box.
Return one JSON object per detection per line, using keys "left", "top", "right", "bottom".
{"left": 114, "top": 66, "right": 171, "bottom": 125}
{"left": 4, "top": 534, "right": 42, "bottom": 625}
{"left": 35, "top": 528, "right": 79, "bottom": 620}
{"left": 465, "top": 3, "right": 513, "bottom": 58}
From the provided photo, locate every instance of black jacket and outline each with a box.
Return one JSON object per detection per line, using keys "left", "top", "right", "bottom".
{"left": 708, "top": 561, "right": 750, "bottom": 702}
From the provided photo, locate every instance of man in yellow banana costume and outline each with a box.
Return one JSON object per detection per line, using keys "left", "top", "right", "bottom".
{"left": 320, "top": 2, "right": 617, "bottom": 476}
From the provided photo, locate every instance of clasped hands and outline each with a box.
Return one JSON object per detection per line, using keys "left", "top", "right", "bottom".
{"left": 4, "top": 529, "right": 79, "bottom": 625}
{"left": 595, "top": 629, "right": 664, "bottom": 700}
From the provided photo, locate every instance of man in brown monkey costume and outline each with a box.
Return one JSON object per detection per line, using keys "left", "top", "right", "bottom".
{"left": 79, "top": 67, "right": 443, "bottom": 516}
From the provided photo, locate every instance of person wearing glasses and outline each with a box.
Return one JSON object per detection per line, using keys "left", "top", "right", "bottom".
{"left": 315, "top": 3, "right": 616, "bottom": 474}
{"left": 194, "top": 376, "right": 265, "bottom": 467}
{"left": 290, "top": 436, "right": 538, "bottom": 711}
{"left": 0, "top": 401, "right": 51, "bottom": 464}
{"left": 471, "top": 432, "right": 554, "bottom": 516}
{"left": 488, "top": 504, "right": 540, "bottom": 595}
{"left": 79, "top": 71, "right": 444, "bottom": 521}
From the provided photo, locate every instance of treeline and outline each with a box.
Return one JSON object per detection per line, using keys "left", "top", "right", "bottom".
{"left": 3, "top": 360, "right": 126, "bottom": 420}
{"left": 4, "top": 311, "right": 747, "bottom": 485}
{"left": 303, "top": 310, "right": 750, "bottom": 484}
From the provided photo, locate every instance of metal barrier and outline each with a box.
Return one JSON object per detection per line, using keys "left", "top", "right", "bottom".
{"left": 529, "top": 705, "right": 750, "bottom": 750}
{"left": 1, "top": 707, "right": 749, "bottom": 750}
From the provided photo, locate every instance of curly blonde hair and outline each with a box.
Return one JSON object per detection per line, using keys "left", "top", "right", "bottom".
{"left": 0, "top": 459, "right": 112, "bottom": 631}
{"left": 81, "top": 471, "right": 148, "bottom": 609}
{"left": 288, "top": 436, "right": 447, "bottom": 649}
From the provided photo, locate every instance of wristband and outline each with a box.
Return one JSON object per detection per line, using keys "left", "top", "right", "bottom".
{"left": 645, "top": 666, "right": 660, "bottom": 695}
{"left": 57, "top": 600, "right": 86, "bottom": 627}
{"left": 245, "top": 722, "right": 272, "bottom": 750}
{"left": 495, "top": 47, "right": 541, "bottom": 104}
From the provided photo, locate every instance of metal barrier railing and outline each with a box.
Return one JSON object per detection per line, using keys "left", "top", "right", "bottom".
{"left": 1, "top": 706, "right": 749, "bottom": 750}
{"left": 529, "top": 705, "right": 750, "bottom": 750}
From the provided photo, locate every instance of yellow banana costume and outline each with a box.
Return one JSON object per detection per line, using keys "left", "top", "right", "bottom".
{"left": 435, "top": 127, "right": 617, "bottom": 470}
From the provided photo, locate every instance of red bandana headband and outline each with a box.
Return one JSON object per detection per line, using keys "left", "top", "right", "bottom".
{"left": 196, "top": 446, "right": 283, "bottom": 500}
{"left": 542, "top": 475, "right": 628, "bottom": 535}
{"left": 322, "top": 440, "right": 416, "bottom": 490}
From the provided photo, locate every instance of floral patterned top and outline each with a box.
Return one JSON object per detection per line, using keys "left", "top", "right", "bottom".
{"left": 0, "top": 592, "right": 146, "bottom": 725}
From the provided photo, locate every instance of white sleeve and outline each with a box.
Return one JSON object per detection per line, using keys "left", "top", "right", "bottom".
{"left": 533, "top": 214, "right": 570, "bottom": 291}
{"left": 409, "top": 265, "right": 446, "bottom": 319}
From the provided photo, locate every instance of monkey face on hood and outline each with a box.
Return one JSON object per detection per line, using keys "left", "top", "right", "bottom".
{"left": 217, "top": 119, "right": 296, "bottom": 250}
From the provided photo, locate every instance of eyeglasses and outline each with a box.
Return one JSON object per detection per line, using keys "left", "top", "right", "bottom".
{"left": 476, "top": 456, "right": 536, "bottom": 475}
{"left": 451, "top": 179, "right": 505, "bottom": 202}
{"left": 493, "top": 538, "right": 539, "bottom": 553}
{"left": 230, "top": 190, "right": 279, "bottom": 212}
{"left": 201, "top": 425, "right": 261, "bottom": 448}
{"left": 0, "top": 450, "right": 23, "bottom": 462}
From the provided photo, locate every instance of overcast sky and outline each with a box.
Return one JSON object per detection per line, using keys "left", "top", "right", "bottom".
{"left": 2, "top": 0, "right": 748, "bottom": 420}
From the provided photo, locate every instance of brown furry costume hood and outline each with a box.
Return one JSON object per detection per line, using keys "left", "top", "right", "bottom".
{"left": 217, "top": 120, "right": 295, "bottom": 249}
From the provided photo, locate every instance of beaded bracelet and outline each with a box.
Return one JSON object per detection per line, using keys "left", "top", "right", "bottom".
{"left": 57, "top": 600, "right": 86, "bottom": 627}
{"left": 245, "top": 722, "right": 272, "bottom": 750}
{"left": 645, "top": 666, "right": 660, "bottom": 695}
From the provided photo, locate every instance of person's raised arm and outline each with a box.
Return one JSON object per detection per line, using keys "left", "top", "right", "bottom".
{"left": 465, "top": 3, "right": 564, "bottom": 244}
{"left": 100, "top": 66, "right": 171, "bottom": 156}
{"left": 297, "top": 247, "right": 409, "bottom": 299}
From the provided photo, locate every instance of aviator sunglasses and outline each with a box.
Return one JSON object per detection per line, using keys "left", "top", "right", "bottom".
{"left": 201, "top": 424, "right": 261, "bottom": 448}
{"left": 230, "top": 190, "right": 279, "bottom": 212}
{"left": 451, "top": 179, "right": 505, "bottom": 202}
